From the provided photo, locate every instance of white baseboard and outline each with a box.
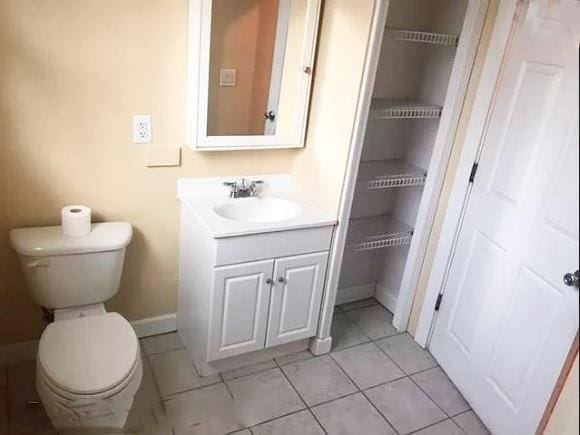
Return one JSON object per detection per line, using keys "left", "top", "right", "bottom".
{"left": 335, "top": 283, "right": 376, "bottom": 305}
{"left": 0, "top": 313, "right": 178, "bottom": 367}
{"left": 374, "top": 284, "right": 398, "bottom": 314}
{"left": 131, "top": 313, "right": 177, "bottom": 339}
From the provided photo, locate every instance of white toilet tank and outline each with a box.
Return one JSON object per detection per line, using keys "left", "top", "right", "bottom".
{"left": 9, "top": 223, "right": 133, "bottom": 309}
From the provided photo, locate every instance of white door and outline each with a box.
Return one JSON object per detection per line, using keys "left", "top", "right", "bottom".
{"left": 430, "top": 1, "right": 580, "bottom": 434}
{"left": 266, "top": 252, "right": 329, "bottom": 347}
{"left": 208, "top": 260, "right": 274, "bottom": 361}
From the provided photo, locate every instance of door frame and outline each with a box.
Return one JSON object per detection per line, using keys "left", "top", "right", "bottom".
{"left": 414, "top": 0, "right": 520, "bottom": 346}
{"left": 315, "top": 0, "right": 490, "bottom": 351}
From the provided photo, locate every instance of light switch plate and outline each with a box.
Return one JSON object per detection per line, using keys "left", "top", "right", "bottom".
{"left": 219, "top": 69, "right": 237, "bottom": 87}
{"left": 133, "top": 115, "right": 152, "bottom": 144}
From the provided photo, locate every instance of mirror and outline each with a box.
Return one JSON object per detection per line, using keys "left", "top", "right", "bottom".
{"left": 187, "top": 0, "right": 322, "bottom": 150}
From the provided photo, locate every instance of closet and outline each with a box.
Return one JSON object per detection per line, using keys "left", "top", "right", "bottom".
{"left": 336, "top": 0, "right": 472, "bottom": 314}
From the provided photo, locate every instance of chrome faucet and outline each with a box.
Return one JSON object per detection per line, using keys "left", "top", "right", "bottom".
{"left": 223, "top": 179, "right": 264, "bottom": 199}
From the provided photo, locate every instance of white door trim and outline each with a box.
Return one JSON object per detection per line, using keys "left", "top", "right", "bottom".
{"left": 414, "top": 0, "right": 520, "bottom": 347}
{"left": 315, "top": 0, "right": 490, "bottom": 345}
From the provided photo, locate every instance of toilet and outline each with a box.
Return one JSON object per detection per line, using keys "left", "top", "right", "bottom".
{"left": 9, "top": 222, "right": 142, "bottom": 432}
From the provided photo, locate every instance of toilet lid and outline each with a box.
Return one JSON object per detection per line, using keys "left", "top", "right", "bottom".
{"left": 39, "top": 313, "right": 139, "bottom": 395}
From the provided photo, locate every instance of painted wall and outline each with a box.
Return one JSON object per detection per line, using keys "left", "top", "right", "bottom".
{"left": 0, "top": 0, "right": 376, "bottom": 346}
{"left": 0, "top": 0, "right": 297, "bottom": 346}
{"left": 292, "top": 0, "right": 376, "bottom": 216}
{"left": 545, "top": 354, "right": 579, "bottom": 435}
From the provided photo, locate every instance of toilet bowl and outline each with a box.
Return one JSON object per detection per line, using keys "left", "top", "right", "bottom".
{"left": 9, "top": 222, "right": 141, "bottom": 432}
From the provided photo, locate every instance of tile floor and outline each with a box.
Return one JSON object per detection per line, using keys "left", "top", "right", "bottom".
{"left": 0, "top": 300, "right": 490, "bottom": 435}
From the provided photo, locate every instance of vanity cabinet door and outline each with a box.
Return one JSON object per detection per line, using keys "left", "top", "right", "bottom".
{"left": 208, "top": 260, "right": 274, "bottom": 361}
{"left": 266, "top": 252, "right": 329, "bottom": 348}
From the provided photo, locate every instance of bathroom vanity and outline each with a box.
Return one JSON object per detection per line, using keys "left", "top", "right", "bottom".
{"left": 177, "top": 176, "right": 335, "bottom": 376}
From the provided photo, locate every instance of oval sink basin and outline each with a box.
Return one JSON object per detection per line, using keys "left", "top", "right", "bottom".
{"left": 214, "top": 197, "right": 302, "bottom": 223}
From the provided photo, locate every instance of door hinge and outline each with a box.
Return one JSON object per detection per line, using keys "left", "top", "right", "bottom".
{"left": 435, "top": 293, "right": 444, "bottom": 311}
{"left": 469, "top": 163, "right": 479, "bottom": 183}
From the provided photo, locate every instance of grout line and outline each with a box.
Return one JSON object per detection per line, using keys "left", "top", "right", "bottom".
{"left": 160, "top": 378, "right": 224, "bottom": 402}
{"left": 326, "top": 353, "right": 399, "bottom": 435}
{"left": 220, "top": 361, "right": 278, "bottom": 382}
{"left": 360, "top": 388, "right": 402, "bottom": 435}
{"left": 274, "top": 360, "right": 309, "bottom": 410}
{"left": 306, "top": 408, "right": 328, "bottom": 435}
{"left": 219, "top": 374, "right": 235, "bottom": 400}
{"left": 408, "top": 370, "right": 460, "bottom": 420}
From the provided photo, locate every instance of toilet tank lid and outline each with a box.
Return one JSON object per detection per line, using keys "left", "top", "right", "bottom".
{"left": 9, "top": 222, "right": 133, "bottom": 257}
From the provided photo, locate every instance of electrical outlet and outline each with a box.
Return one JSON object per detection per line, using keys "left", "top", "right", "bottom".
{"left": 132, "top": 115, "right": 152, "bottom": 144}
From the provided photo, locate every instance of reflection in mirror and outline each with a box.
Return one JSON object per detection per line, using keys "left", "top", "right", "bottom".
{"left": 207, "top": 0, "right": 306, "bottom": 137}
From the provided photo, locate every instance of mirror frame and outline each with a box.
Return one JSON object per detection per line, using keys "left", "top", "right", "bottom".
{"left": 186, "top": 0, "right": 322, "bottom": 151}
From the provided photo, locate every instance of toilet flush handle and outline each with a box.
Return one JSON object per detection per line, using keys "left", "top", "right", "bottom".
{"left": 27, "top": 258, "right": 50, "bottom": 268}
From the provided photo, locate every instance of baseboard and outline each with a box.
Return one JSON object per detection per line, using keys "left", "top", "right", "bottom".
{"left": 374, "top": 284, "right": 398, "bottom": 314}
{"left": 0, "top": 313, "right": 178, "bottom": 367}
{"left": 131, "top": 313, "right": 177, "bottom": 339}
{"left": 335, "top": 283, "right": 376, "bottom": 305}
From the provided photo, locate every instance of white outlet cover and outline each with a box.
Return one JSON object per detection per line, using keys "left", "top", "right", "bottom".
{"left": 133, "top": 115, "right": 152, "bottom": 144}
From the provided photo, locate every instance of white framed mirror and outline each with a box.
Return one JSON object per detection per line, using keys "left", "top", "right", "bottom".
{"left": 186, "top": 0, "right": 322, "bottom": 151}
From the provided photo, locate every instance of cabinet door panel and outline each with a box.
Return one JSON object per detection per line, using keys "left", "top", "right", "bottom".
{"left": 208, "top": 260, "right": 274, "bottom": 361}
{"left": 267, "top": 252, "right": 329, "bottom": 347}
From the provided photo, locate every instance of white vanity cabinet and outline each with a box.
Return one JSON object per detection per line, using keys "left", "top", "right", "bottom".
{"left": 177, "top": 186, "right": 335, "bottom": 377}
{"left": 209, "top": 252, "right": 328, "bottom": 361}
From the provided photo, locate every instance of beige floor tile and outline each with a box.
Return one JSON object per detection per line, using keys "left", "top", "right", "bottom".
{"left": 330, "top": 313, "right": 370, "bottom": 350}
{"left": 412, "top": 367, "right": 470, "bottom": 417}
{"left": 312, "top": 393, "right": 396, "bottom": 435}
{"left": 453, "top": 410, "right": 490, "bottom": 435}
{"left": 221, "top": 360, "right": 277, "bottom": 381}
{"left": 345, "top": 305, "right": 398, "bottom": 340}
{"left": 275, "top": 351, "right": 314, "bottom": 367}
{"left": 332, "top": 343, "right": 405, "bottom": 389}
{"left": 281, "top": 356, "right": 357, "bottom": 407}
{"left": 366, "top": 378, "right": 446, "bottom": 434}
{"left": 148, "top": 349, "right": 220, "bottom": 397}
{"left": 252, "top": 410, "right": 324, "bottom": 435}
{"left": 376, "top": 334, "right": 438, "bottom": 375}
{"left": 225, "top": 368, "right": 305, "bottom": 427}
{"left": 8, "top": 383, "right": 55, "bottom": 434}
{"left": 164, "top": 383, "right": 243, "bottom": 434}
{"left": 140, "top": 333, "right": 184, "bottom": 356}
{"left": 413, "top": 419, "right": 465, "bottom": 435}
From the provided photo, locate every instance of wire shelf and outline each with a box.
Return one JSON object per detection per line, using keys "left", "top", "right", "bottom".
{"left": 387, "top": 28, "right": 460, "bottom": 46}
{"left": 347, "top": 216, "right": 414, "bottom": 252}
{"left": 371, "top": 99, "right": 443, "bottom": 119}
{"left": 358, "top": 160, "right": 427, "bottom": 190}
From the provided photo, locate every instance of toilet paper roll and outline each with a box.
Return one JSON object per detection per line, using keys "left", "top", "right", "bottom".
{"left": 61, "top": 206, "right": 92, "bottom": 237}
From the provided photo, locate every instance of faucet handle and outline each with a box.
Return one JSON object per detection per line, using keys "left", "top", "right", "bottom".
{"left": 252, "top": 180, "right": 264, "bottom": 185}
{"left": 223, "top": 181, "right": 237, "bottom": 187}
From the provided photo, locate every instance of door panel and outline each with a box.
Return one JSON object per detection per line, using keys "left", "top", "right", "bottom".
{"left": 266, "top": 252, "right": 328, "bottom": 347}
{"left": 208, "top": 260, "right": 274, "bottom": 361}
{"left": 430, "top": 1, "right": 580, "bottom": 434}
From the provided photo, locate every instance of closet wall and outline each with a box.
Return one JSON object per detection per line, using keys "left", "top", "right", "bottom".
{"left": 338, "top": 0, "right": 468, "bottom": 312}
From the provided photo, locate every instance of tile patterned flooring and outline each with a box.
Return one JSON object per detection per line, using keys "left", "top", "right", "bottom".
{"left": 0, "top": 300, "right": 490, "bottom": 434}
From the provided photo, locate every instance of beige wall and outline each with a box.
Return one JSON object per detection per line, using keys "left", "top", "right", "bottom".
{"left": 292, "top": 0, "right": 375, "bottom": 216}
{"left": 0, "top": 0, "right": 297, "bottom": 346}
{"left": 545, "top": 354, "right": 579, "bottom": 435}
{"left": 0, "top": 0, "right": 375, "bottom": 346}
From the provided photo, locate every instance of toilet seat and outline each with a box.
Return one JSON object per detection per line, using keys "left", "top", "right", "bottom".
{"left": 38, "top": 312, "right": 139, "bottom": 396}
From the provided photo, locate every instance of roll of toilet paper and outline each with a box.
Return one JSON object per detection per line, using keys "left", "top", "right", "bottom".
{"left": 61, "top": 205, "right": 92, "bottom": 237}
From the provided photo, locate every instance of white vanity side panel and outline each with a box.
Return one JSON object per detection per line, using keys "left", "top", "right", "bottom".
{"left": 177, "top": 206, "right": 217, "bottom": 370}
{"left": 215, "top": 226, "right": 334, "bottom": 266}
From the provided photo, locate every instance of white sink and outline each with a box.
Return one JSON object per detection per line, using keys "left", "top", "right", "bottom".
{"left": 214, "top": 197, "right": 302, "bottom": 224}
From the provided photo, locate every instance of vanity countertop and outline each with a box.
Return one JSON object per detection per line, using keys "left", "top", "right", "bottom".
{"left": 178, "top": 175, "right": 336, "bottom": 239}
